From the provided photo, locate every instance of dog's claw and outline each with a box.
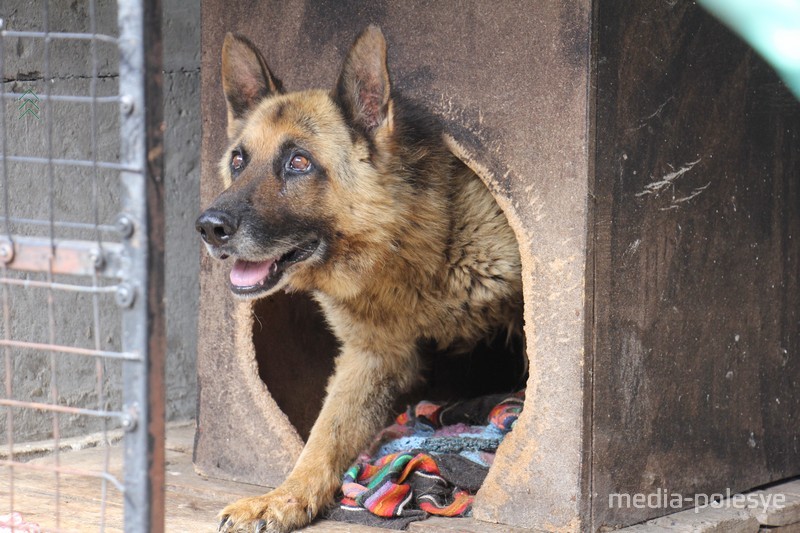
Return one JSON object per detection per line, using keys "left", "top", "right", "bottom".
{"left": 254, "top": 519, "right": 267, "bottom": 533}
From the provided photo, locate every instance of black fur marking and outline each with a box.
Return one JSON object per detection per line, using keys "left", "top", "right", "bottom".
{"left": 226, "top": 75, "right": 279, "bottom": 119}
{"left": 273, "top": 102, "right": 287, "bottom": 122}
{"left": 327, "top": 94, "right": 382, "bottom": 161}
{"left": 346, "top": 123, "right": 360, "bottom": 147}
{"left": 296, "top": 114, "right": 320, "bottom": 137}
{"left": 332, "top": 83, "right": 380, "bottom": 150}
{"left": 248, "top": 210, "right": 331, "bottom": 254}
{"left": 333, "top": 79, "right": 359, "bottom": 133}
{"left": 390, "top": 94, "right": 445, "bottom": 190}
{"left": 443, "top": 235, "right": 454, "bottom": 264}
{"left": 332, "top": 90, "right": 444, "bottom": 190}
{"left": 228, "top": 95, "right": 253, "bottom": 120}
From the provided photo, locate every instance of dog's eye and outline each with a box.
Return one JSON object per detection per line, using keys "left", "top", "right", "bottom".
{"left": 231, "top": 150, "right": 246, "bottom": 174}
{"left": 287, "top": 153, "right": 312, "bottom": 173}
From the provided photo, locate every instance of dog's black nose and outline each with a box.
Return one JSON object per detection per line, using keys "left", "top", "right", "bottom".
{"left": 195, "top": 209, "right": 239, "bottom": 247}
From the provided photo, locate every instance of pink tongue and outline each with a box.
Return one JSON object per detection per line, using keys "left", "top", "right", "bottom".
{"left": 230, "top": 259, "right": 274, "bottom": 287}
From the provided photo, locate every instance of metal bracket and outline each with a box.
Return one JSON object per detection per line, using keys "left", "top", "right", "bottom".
{"left": 0, "top": 236, "right": 127, "bottom": 278}
{"left": 115, "top": 282, "right": 137, "bottom": 308}
{"left": 121, "top": 403, "right": 139, "bottom": 432}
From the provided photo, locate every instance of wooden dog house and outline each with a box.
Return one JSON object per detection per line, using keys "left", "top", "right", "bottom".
{"left": 195, "top": 1, "right": 800, "bottom": 530}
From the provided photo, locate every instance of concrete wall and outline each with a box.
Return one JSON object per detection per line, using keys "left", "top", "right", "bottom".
{"left": 0, "top": 0, "right": 200, "bottom": 442}
{"left": 162, "top": 0, "right": 201, "bottom": 429}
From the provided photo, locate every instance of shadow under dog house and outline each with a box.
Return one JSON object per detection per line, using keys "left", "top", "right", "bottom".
{"left": 195, "top": 1, "right": 800, "bottom": 530}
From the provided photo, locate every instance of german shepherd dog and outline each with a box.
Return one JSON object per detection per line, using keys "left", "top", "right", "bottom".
{"left": 197, "top": 26, "right": 523, "bottom": 532}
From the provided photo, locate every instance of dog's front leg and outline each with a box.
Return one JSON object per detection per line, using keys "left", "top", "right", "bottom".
{"left": 219, "top": 341, "right": 419, "bottom": 532}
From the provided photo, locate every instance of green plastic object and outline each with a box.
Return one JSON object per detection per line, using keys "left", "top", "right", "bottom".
{"left": 698, "top": 0, "right": 800, "bottom": 100}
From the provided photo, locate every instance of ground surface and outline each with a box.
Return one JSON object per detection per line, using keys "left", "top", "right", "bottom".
{"left": 5, "top": 423, "right": 796, "bottom": 532}
{"left": 0, "top": 423, "right": 527, "bottom": 532}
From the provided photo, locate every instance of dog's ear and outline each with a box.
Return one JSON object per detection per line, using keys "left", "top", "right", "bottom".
{"left": 221, "top": 33, "right": 282, "bottom": 127}
{"left": 335, "top": 25, "right": 392, "bottom": 136}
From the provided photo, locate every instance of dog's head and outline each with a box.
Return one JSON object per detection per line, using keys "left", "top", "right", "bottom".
{"left": 196, "top": 26, "right": 402, "bottom": 299}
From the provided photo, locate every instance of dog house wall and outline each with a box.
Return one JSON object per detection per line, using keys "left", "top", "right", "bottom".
{"left": 197, "top": 1, "right": 591, "bottom": 529}
{"left": 196, "top": 1, "right": 800, "bottom": 531}
{"left": 591, "top": 3, "right": 800, "bottom": 526}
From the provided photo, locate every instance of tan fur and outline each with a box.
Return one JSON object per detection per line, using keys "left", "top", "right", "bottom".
{"left": 201, "top": 27, "right": 522, "bottom": 533}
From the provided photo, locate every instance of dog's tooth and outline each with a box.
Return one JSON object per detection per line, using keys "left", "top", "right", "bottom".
{"left": 270, "top": 262, "right": 278, "bottom": 275}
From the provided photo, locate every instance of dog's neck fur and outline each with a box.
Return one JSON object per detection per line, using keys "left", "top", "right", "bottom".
{"left": 307, "top": 110, "right": 521, "bottom": 352}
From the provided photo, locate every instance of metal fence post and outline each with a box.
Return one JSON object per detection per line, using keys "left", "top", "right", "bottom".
{"left": 118, "top": 1, "right": 165, "bottom": 532}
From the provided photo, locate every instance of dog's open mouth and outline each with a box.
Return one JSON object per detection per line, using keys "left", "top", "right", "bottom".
{"left": 228, "top": 240, "right": 319, "bottom": 296}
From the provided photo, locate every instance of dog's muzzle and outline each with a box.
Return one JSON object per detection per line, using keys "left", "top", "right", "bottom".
{"left": 195, "top": 207, "right": 321, "bottom": 298}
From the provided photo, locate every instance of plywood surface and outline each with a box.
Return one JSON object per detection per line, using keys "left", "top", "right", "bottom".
{"left": 0, "top": 424, "right": 265, "bottom": 532}
{"left": 592, "top": 1, "right": 800, "bottom": 528}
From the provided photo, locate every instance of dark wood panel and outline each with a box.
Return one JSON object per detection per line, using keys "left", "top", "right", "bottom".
{"left": 592, "top": 1, "right": 800, "bottom": 527}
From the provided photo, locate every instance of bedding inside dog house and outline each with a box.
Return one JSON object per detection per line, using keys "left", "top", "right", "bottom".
{"left": 195, "top": 2, "right": 800, "bottom": 531}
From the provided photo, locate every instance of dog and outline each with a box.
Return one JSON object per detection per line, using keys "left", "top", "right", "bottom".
{"left": 196, "top": 26, "right": 524, "bottom": 532}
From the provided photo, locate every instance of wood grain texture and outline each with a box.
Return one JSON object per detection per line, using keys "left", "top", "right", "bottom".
{"left": 592, "top": 1, "right": 800, "bottom": 528}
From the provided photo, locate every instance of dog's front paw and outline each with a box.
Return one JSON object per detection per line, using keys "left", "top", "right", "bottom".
{"left": 217, "top": 487, "right": 317, "bottom": 533}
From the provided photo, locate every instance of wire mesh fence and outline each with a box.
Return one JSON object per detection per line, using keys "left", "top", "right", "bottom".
{"left": 0, "top": 1, "right": 164, "bottom": 531}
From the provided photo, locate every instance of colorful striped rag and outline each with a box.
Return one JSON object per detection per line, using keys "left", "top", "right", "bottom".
{"left": 327, "top": 391, "right": 524, "bottom": 529}
{"left": 340, "top": 451, "right": 473, "bottom": 518}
